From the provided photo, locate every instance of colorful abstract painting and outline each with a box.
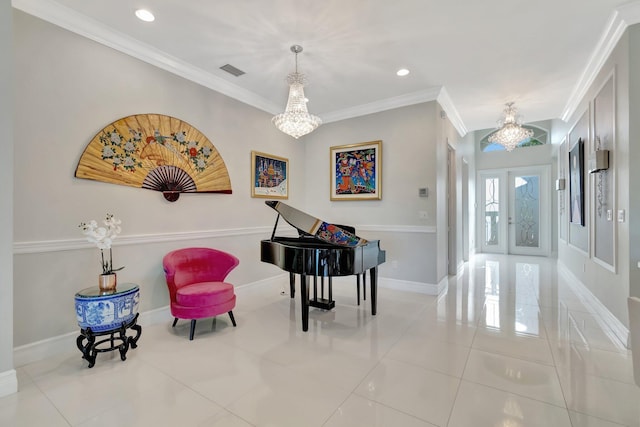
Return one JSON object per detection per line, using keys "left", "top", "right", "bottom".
{"left": 330, "top": 140, "right": 382, "bottom": 200}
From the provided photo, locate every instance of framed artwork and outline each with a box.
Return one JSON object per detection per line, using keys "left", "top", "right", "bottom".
{"left": 569, "top": 138, "right": 584, "bottom": 226}
{"left": 251, "top": 151, "right": 288, "bottom": 199}
{"left": 75, "top": 113, "right": 232, "bottom": 202}
{"left": 330, "top": 140, "right": 382, "bottom": 201}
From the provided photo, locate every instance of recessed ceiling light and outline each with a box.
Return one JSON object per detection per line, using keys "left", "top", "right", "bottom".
{"left": 135, "top": 9, "right": 155, "bottom": 22}
{"left": 396, "top": 68, "right": 410, "bottom": 77}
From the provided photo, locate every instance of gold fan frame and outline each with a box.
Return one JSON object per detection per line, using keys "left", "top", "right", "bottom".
{"left": 75, "top": 114, "right": 232, "bottom": 201}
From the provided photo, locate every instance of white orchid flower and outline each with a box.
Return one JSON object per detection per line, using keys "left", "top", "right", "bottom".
{"left": 79, "top": 214, "right": 124, "bottom": 275}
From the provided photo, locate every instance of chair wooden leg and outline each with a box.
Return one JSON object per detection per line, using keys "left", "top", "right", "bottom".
{"left": 228, "top": 311, "right": 237, "bottom": 327}
{"left": 172, "top": 318, "right": 179, "bottom": 327}
{"left": 189, "top": 319, "right": 197, "bottom": 340}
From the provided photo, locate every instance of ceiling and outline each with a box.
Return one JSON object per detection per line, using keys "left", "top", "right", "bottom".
{"left": 13, "top": 0, "right": 639, "bottom": 135}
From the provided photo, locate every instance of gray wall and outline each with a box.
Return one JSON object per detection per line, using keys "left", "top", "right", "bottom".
{"left": 1, "top": 0, "right": 16, "bottom": 394}
{"left": 12, "top": 10, "right": 463, "bottom": 351}
{"left": 558, "top": 26, "right": 632, "bottom": 328}
{"left": 628, "top": 24, "right": 640, "bottom": 301}
{"left": 303, "top": 103, "right": 443, "bottom": 285}
{"left": 12, "top": 11, "right": 304, "bottom": 346}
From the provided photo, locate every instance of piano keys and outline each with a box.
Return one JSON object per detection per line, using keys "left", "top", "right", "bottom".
{"left": 260, "top": 201, "right": 386, "bottom": 331}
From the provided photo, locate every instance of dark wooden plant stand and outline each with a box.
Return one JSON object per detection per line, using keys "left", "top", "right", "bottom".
{"left": 76, "top": 314, "right": 142, "bottom": 368}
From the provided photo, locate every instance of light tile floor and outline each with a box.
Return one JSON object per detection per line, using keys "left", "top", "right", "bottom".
{"left": 2, "top": 254, "right": 640, "bottom": 426}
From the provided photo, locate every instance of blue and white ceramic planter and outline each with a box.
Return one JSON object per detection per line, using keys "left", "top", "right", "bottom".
{"left": 75, "top": 284, "right": 140, "bottom": 332}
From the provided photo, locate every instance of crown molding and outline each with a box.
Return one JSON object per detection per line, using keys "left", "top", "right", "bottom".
{"left": 320, "top": 88, "right": 442, "bottom": 123}
{"left": 561, "top": 1, "right": 640, "bottom": 121}
{"left": 12, "top": 0, "right": 469, "bottom": 128}
{"left": 12, "top": 0, "right": 280, "bottom": 114}
{"left": 437, "top": 87, "right": 468, "bottom": 137}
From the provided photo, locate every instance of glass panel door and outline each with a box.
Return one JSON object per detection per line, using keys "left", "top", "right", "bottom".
{"left": 513, "top": 175, "right": 540, "bottom": 248}
{"left": 508, "top": 167, "right": 550, "bottom": 256}
{"left": 480, "top": 172, "right": 506, "bottom": 253}
{"left": 479, "top": 167, "right": 550, "bottom": 256}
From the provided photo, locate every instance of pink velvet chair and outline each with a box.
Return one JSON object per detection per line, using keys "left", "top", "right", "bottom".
{"left": 162, "top": 247, "right": 239, "bottom": 340}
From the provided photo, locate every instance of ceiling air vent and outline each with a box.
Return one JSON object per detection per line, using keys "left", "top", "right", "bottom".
{"left": 219, "top": 64, "right": 245, "bottom": 77}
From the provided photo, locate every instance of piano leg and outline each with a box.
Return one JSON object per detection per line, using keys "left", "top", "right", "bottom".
{"left": 363, "top": 272, "right": 366, "bottom": 301}
{"left": 314, "top": 276, "right": 318, "bottom": 302}
{"left": 369, "top": 266, "right": 378, "bottom": 316}
{"left": 300, "top": 274, "right": 309, "bottom": 331}
{"left": 289, "top": 273, "right": 295, "bottom": 298}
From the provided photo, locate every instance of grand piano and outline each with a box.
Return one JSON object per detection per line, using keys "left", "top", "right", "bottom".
{"left": 260, "top": 201, "right": 386, "bottom": 331}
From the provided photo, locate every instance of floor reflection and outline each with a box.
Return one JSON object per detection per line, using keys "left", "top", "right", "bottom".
{"left": 2, "top": 253, "right": 639, "bottom": 426}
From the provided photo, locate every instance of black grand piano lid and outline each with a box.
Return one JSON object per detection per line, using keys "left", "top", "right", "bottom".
{"left": 265, "top": 201, "right": 368, "bottom": 247}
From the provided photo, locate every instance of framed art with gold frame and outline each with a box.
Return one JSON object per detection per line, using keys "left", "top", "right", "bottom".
{"left": 330, "top": 140, "right": 381, "bottom": 201}
{"left": 251, "top": 151, "right": 288, "bottom": 199}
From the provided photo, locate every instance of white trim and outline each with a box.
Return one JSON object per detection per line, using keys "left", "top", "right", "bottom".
{"left": 11, "top": 0, "right": 280, "bottom": 114}
{"left": 13, "top": 306, "right": 174, "bottom": 367}
{"left": 14, "top": 331, "right": 78, "bottom": 368}
{"left": 13, "top": 226, "right": 275, "bottom": 254}
{"left": 357, "top": 225, "right": 436, "bottom": 234}
{"left": 457, "top": 261, "right": 465, "bottom": 275}
{"left": 378, "top": 275, "right": 447, "bottom": 296}
{"left": 138, "top": 305, "right": 171, "bottom": 326}
{"left": 593, "top": 257, "right": 616, "bottom": 273}
{"left": 437, "top": 87, "right": 468, "bottom": 137}
{"left": 557, "top": 261, "right": 628, "bottom": 350}
{"left": 14, "top": 273, "right": 443, "bottom": 365}
{"left": 590, "top": 70, "right": 617, "bottom": 274}
{"left": 567, "top": 241, "right": 589, "bottom": 257}
{"left": 0, "top": 370, "right": 17, "bottom": 397}
{"left": 321, "top": 88, "right": 441, "bottom": 124}
{"left": 11, "top": 0, "right": 465, "bottom": 127}
{"left": 561, "top": 2, "right": 640, "bottom": 121}
{"left": 14, "top": 225, "right": 435, "bottom": 254}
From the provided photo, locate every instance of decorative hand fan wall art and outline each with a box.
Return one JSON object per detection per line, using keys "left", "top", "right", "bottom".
{"left": 75, "top": 114, "right": 232, "bottom": 201}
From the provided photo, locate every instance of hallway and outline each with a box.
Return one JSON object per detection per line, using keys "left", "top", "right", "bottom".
{"left": 1, "top": 254, "right": 638, "bottom": 426}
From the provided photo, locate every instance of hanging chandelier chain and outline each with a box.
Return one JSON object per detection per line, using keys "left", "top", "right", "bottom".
{"left": 291, "top": 44, "right": 302, "bottom": 74}
{"left": 272, "top": 44, "right": 322, "bottom": 139}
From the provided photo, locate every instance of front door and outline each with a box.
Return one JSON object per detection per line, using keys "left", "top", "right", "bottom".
{"left": 479, "top": 166, "right": 550, "bottom": 256}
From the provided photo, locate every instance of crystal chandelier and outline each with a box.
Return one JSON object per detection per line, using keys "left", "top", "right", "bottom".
{"left": 272, "top": 45, "right": 322, "bottom": 139}
{"left": 488, "top": 102, "right": 533, "bottom": 151}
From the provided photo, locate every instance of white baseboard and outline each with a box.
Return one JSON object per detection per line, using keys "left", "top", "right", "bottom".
{"left": 558, "top": 261, "right": 629, "bottom": 350}
{"left": 13, "top": 273, "right": 443, "bottom": 366}
{"left": 0, "top": 369, "right": 17, "bottom": 397}
{"left": 138, "top": 305, "right": 171, "bottom": 326}
{"left": 378, "top": 275, "right": 448, "bottom": 296}
{"left": 14, "top": 306, "right": 173, "bottom": 368}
